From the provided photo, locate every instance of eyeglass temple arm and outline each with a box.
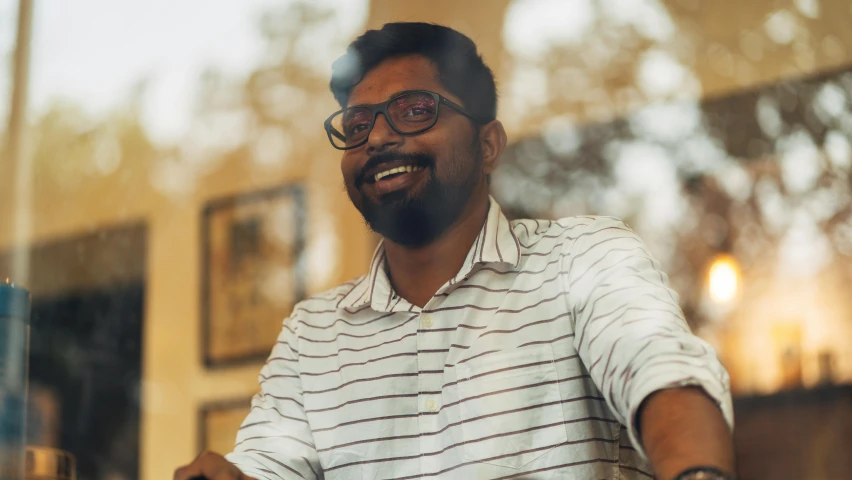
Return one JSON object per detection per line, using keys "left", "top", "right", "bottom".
{"left": 441, "top": 97, "right": 488, "bottom": 124}
{"left": 325, "top": 117, "right": 347, "bottom": 141}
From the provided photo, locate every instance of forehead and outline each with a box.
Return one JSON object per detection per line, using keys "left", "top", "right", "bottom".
{"left": 347, "top": 55, "right": 448, "bottom": 107}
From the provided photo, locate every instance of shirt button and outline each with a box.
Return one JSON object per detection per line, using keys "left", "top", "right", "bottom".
{"left": 421, "top": 314, "right": 433, "bottom": 328}
{"left": 425, "top": 398, "right": 437, "bottom": 412}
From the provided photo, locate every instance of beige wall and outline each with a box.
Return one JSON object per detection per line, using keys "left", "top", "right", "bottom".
{"left": 667, "top": 0, "right": 852, "bottom": 99}
{"left": 0, "top": 1, "right": 850, "bottom": 479}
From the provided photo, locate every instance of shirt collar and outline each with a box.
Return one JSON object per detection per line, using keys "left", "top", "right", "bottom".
{"left": 339, "top": 196, "right": 521, "bottom": 312}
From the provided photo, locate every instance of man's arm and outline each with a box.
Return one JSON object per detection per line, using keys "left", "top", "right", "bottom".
{"left": 174, "top": 451, "right": 258, "bottom": 480}
{"left": 639, "top": 387, "right": 735, "bottom": 479}
{"left": 563, "top": 216, "right": 735, "bottom": 479}
{"left": 175, "top": 313, "right": 321, "bottom": 480}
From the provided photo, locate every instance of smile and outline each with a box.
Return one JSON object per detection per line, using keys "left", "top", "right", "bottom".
{"left": 374, "top": 165, "right": 425, "bottom": 182}
{"left": 362, "top": 163, "right": 429, "bottom": 196}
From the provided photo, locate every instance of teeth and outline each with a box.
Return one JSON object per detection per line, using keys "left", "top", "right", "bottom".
{"left": 374, "top": 165, "right": 423, "bottom": 182}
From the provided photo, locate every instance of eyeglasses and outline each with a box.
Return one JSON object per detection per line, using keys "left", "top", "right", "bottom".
{"left": 323, "top": 90, "right": 484, "bottom": 150}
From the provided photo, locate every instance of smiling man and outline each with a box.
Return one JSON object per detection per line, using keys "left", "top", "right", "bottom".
{"left": 175, "top": 23, "right": 736, "bottom": 480}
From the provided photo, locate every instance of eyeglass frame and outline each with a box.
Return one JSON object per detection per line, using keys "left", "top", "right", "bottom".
{"left": 323, "top": 90, "right": 487, "bottom": 150}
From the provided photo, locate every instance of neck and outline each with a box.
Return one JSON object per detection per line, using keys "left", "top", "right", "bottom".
{"left": 382, "top": 191, "right": 490, "bottom": 308}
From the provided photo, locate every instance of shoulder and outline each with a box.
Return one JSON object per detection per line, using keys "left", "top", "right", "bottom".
{"left": 510, "top": 215, "right": 632, "bottom": 251}
{"left": 561, "top": 215, "right": 635, "bottom": 242}
{"left": 558, "top": 216, "right": 654, "bottom": 278}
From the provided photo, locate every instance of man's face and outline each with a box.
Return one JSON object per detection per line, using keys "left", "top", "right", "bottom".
{"left": 339, "top": 55, "right": 484, "bottom": 247}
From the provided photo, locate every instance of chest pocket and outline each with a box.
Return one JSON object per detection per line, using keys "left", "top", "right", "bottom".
{"left": 454, "top": 344, "right": 567, "bottom": 469}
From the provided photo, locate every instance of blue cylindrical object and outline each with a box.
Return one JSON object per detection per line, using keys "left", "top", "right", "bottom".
{"left": 0, "top": 281, "right": 31, "bottom": 480}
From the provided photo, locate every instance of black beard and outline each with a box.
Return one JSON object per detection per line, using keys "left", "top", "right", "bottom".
{"left": 358, "top": 153, "right": 479, "bottom": 248}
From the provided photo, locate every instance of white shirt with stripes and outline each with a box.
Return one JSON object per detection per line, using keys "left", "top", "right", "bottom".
{"left": 226, "top": 198, "right": 733, "bottom": 480}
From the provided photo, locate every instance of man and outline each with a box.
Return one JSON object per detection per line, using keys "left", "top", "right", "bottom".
{"left": 175, "top": 23, "right": 735, "bottom": 480}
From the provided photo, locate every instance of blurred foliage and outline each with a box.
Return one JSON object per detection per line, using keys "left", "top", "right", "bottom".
{"left": 29, "top": 98, "right": 158, "bottom": 192}
{"left": 2, "top": 0, "right": 351, "bottom": 199}
{"left": 183, "top": 1, "right": 351, "bottom": 189}
{"left": 495, "top": 66, "right": 852, "bottom": 327}
{"left": 501, "top": 0, "right": 691, "bottom": 134}
{"left": 494, "top": 0, "right": 852, "bottom": 328}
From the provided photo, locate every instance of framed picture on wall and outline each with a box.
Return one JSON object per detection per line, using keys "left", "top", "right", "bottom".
{"left": 198, "top": 398, "right": 253, "bottom": 454}
{"left": 201, "top": 184, "right": 306, "bottom": 367}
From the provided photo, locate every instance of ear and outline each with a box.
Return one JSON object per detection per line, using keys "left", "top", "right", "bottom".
{"left": 477, "top": 119, "right": 507, "bottom": 176}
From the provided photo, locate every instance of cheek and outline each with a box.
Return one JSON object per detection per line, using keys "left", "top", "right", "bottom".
{"left": 340, "top": 154, "right": 363, "bottom": 200}
{"left": 340, "top": 154, "right": 357, "bottom": 183}
{"left": 435, "top": 139, "right": 477, "bottom": 179}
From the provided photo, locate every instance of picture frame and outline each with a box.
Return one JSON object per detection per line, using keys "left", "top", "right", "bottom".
{"left": 201, "top": 184, "right": 306, "bottom": 367}
{"left": 198, "top": 398, "right": 254, "bottom": 454}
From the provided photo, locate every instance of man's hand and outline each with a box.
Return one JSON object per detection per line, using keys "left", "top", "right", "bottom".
{"left": 173, "top": 451, "right": 257, "bottom": 480}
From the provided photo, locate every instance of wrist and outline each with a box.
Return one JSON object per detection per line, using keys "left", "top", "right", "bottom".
{"left": 673, "top": 466, "right": 736, "bottom": 480}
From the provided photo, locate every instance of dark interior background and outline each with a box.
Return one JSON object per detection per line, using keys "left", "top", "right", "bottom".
{"left": 1, "top": 223, "right": 146, "bottom": 480}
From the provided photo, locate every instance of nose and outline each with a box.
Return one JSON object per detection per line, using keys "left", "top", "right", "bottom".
{"left": 365, "top": 113, "right": 403, "bottom": 154}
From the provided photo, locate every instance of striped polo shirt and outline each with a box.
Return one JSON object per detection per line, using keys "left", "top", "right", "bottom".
{"left": 226, "top": 197, "right": 733, "bottom": 480}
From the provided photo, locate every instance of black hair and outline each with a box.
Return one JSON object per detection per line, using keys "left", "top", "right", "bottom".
{"left": 329, "top": 22, "right": 497, "bottom": 123}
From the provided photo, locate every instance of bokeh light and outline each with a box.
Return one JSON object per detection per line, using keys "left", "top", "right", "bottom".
{"left": 708, "top": 254, "right": 740, "bottom": 304}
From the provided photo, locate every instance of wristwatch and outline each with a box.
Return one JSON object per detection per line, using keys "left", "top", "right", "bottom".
{"left": 673, "top": 466, "right": 736, "bottom": 480}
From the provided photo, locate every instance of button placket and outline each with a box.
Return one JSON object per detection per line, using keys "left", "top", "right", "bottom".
{"left": 416, "top": 310, "right": 443, "bottom": 474}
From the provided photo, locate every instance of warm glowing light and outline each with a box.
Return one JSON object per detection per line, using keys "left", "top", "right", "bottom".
{"left": 708, "top": 255, "right": 740, "bottom": 304}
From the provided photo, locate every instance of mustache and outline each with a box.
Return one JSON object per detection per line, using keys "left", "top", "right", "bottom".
{"left": 356, "top": 151, "right": 435, "bottom": 187}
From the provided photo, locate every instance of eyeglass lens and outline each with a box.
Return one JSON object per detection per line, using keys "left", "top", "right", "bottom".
{"left": 329, "top": 92, "right": 438, "bottom": 148}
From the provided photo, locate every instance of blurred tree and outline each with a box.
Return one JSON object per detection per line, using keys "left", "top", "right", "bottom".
{"left": 27, "top": 98, "right": 158, "bottom": 193}
{"left": 184, "top": 0, "right": 362, "bottom": 184}
{"left": 496, "top": 0, "right": 852, "bottom": 330}
{"left": 0, "top": 0, "right": 363, "bottom": 203}
{"left": 494, "top": 62, "right": 852, "bottom": 328}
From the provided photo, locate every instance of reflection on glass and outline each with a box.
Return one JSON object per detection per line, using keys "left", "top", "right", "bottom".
{"left": 2, "top": 0, "right": 851, "bottom": 478}
{"left": 25, "top": 446, "right": 76, "bottom": 480}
